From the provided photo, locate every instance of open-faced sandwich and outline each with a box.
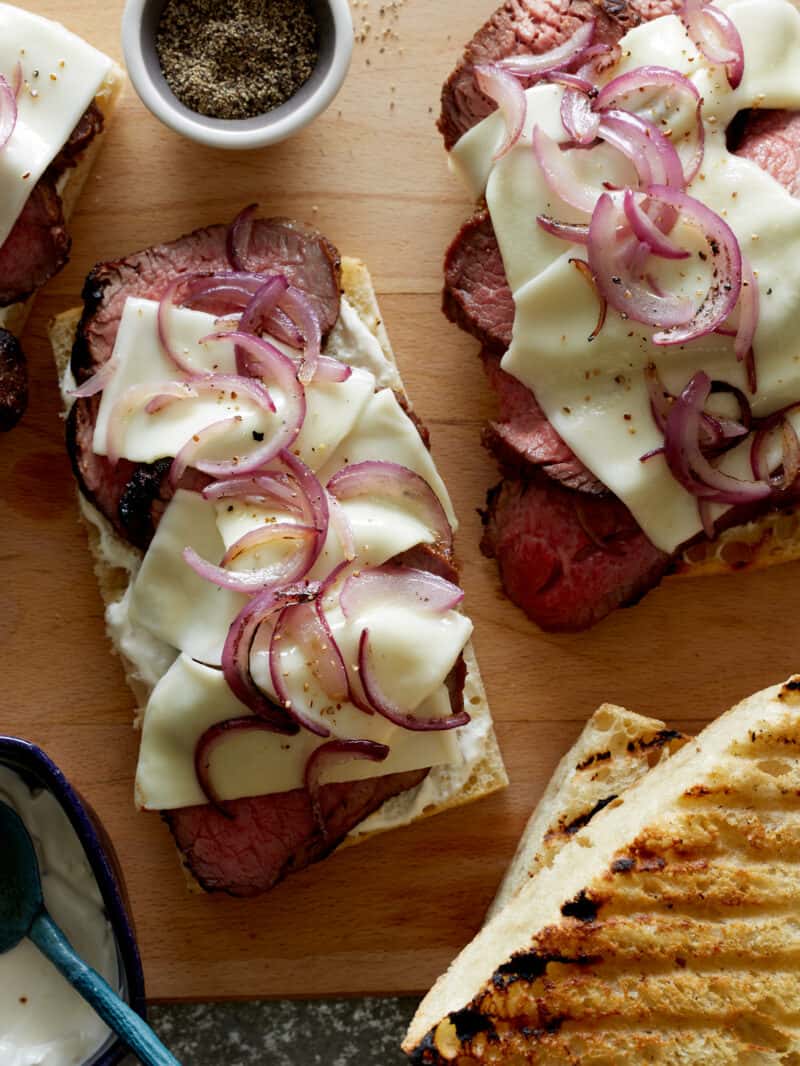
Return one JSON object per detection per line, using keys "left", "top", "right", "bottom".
{"left": 441, "top": 0, "right": 800, "bottom": 630}
{"left": 52, "top": 210, "right": 507, "bottom": 897}
{"left": 405, "top": 676, "right": 800, "bottom": 1063}
{"left": 0, "top": 3, "right": 122, "bottom": 431}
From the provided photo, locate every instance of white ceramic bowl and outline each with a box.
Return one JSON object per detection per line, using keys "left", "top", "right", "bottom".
{"left": 121, "top": 0, "right": 353, "bottom": 150}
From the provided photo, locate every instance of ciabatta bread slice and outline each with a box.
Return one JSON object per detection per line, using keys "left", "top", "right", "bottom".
{"left": 487, "top": 705, "right": 687, "bottom": 920}
{"left": 405, "top": 677, "right": 800, "bottom": 1064}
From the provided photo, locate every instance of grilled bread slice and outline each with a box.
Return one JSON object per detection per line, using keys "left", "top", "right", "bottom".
{"left": 487, "top": 706, "right": 688, "bottom": 920}
{"left": 405, "top": 677, "right": 800, "bottom": 1064}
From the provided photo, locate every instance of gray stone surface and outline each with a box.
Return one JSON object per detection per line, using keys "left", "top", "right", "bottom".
{"left": 126, "top": 998, "right": 419, "bottom": 1065}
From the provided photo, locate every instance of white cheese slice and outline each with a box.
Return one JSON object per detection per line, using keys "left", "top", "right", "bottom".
{"left": 93, "top": 298, "right": 376, "bottom": 472}
{"left": 0, "top": 5, "right": 112, "bottom": 247}
{"left": 136, "top": 655, "right": 461, "bottom": 809}
{"left": 454, "top": 0, "right": 800, "bottom": 553}
{"left": 317, "top": 388, "right": 459, "bottom": 530}
{"left": 128, "top": 490, "right": 247, "bottom": 666}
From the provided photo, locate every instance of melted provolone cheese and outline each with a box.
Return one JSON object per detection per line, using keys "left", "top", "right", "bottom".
{"left": 451, "top": 0, "right": 800, "bottom": 552}
{"left": 136, "top": 656, "right": 461, "bottom": 809}
{"left": 0, "top": 5, "right": 112, "bottom": 248}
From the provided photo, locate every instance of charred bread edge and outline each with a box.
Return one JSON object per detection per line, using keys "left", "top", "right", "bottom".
{"left": 49, "top": 255, "right": 508, "bottom": 880}
{"left": 0, "top": 62, "right": 125, "bottom": 338}
{"left": 486, "top": 705, "right": 688, "bottom": 921}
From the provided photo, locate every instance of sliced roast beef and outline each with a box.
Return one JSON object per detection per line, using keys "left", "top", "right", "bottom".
{"left": 0, "top": 177, "right": 70, "bottom": 308}
{"left": 50, "top": 103, "right": 105, "bottom": 176}
{"left": 443, "top": 210, "right": 513, "bottom": 353}
{"left": 164, "top": 768, "right": 429, "bottom": 897}
{"left": 0, "top": 329, "right": 27, "bottom": 431}
{"left": 733, "top": 109, "right": 800, "bottom": 196}
{"left": 480, "top": 476, "right": 669, "bottom": 630}
{"left": 71, "top": 218, "right": 342, "bottom": 383}
{"left": 481, "top": 350, "right": 604, "bottom": 494}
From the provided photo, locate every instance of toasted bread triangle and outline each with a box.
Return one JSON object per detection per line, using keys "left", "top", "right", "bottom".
{"left": 405, "top": 677, "right": 800, "bottom": 1063}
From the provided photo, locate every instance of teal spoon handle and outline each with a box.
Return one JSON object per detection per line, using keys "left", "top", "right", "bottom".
{"left": 29, "top": 910, "right": 181, "bottom": 1066}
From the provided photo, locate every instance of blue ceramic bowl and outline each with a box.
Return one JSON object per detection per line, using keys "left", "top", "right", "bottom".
{"left": 0, "top": 736, "right": 146, "bottom": 1066}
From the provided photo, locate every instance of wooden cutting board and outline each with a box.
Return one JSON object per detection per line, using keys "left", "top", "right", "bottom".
{"left": 1, "top": 0, "right": 799, "bottom": 1002}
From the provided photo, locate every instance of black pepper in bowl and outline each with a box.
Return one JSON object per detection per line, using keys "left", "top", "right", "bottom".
{"left": 156, "top": 0, "right": 320, "bottom": 120}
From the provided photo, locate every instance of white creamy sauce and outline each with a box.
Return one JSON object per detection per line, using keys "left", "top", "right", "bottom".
{"left": 0, "top": 5, "right": 112, "bottom": 248}
{"left": 79, "top": 294, "right": 481, "bottom": 811}
{"left": 0, "top": 766, "right": 118, "bottom": 1066}
{"left": 451, "top": 0, "right": 800, "bottom": 552}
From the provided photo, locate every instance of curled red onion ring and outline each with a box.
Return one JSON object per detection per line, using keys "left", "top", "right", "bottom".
{"left": 569, "top": 258, "right": 607, "bottom": 341}
{"left": 279, "top": 286, "right": 322, "bottom": 385}
{"left": 339, "top": 564, "right": 463, "bottom": 621}
{"left": 304, "top": 739, "right": 390, "bottom": 838}
{"left": 184, "top": 523, "right": 320, "bottom": 593}
{"left": 202, "top": 473, "right": 307, "bottom": 516}
{"left": 222, "top": 582, "right": 319, "bottom": 726}
{"left": 664, "top": 371, "right": 770, "bottom": 504}
{"left": 644, "top": 364, "right": 750, "bottom": 450}
{"left": 326, "top": 460, "right": 453, "bottom": 551}
{"left": 169, "top": 416, "right": 242, "bottom": 487}
{"left": 680, "top": 0, "right": 744, "bottom": 89}
{"left": 68, "top": 358, "right": 118, "bottom": 399}
{"left": 536, "top": 215, "right": 589, "bottom": 245}
{"left": 597, "top": 109, "right": 685, "bottom": 190}
{"left": 751, "top": 419, "right": 800, "bottom": 492}
{"left": 195, "top": 715, "right": 294, "bottom": 817}
{"left": 561, "top": 84, "right": 600, "bottom": 146}
{"left": 106, "top": 381, "right": 198, "bottom": 466}
{"left": 587, "top": 193, "right": 694, "bottom": 329}
{"left": 735, "top": 259, "right": 759, "bottom": 394}
{"left": 532, "top": 126, "right": 598, "bottom": 213}
{"left": 227, "top": 203, "right": 258, "bottom": 271}
{"left": 497, "top": 20, "right": 596, "bottom": 77}
{"left": 157, "top": 279, "right": 218, "bottom": 378}
{"left": 328, "top": 495, "right": 356, "bottom": 560}
{"left": 239, "top": 275, "right": 290, "bottom": 336}
{"left": 0, "top": 73, "right": 17, "bottom": 151}
{"left": 314, "top": 356, "right": 353, "bottom": 383}
{"left": 474, "top": 63, "right": 527, "bottom": 161}
{"left": 623, "top": 190, "right": 689, "bottom": 260}
{"left": 358, "top": 629, "right": 470, "bottom": 732}
{"left": 269, "top": 599, "right": 351, "bottom": 736}
{"left": 593, "top": 65, "right": 705, "bottom": 185}
{"left": 645, "top": 185, "right": 743, "bottom": 345}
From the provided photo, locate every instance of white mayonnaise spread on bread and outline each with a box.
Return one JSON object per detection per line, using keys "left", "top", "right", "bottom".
{"left": 450, "top": 0, "right": 800, "bottom": 553}
{"left": 0, "top": 5, "right": 112, "bottom": 249}
{"left": 79, "top": 295, "right": 478, "bottom": 811}
{"left": 0, "top": 766, "right": 118, "bottom": 1066}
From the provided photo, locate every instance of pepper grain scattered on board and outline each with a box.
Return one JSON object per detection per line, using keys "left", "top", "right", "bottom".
{"left": 156, "top": 0, "right": 319, "bottom": 120}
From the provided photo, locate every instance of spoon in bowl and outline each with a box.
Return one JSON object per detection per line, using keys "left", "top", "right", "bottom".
{"left": 0, "top": 799, "right": 181, "bottom": 1066}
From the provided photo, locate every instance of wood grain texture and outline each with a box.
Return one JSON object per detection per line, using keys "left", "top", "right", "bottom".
{"left": 1, "top": 0, "right": 798, "bottom": 1002}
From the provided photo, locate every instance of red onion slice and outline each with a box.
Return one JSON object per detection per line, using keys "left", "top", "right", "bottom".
{"left": 328, "top": 495, "right": 356, "bottom": 561}
{"left": 358, "top": 629, "right": 470, "bottom": 732}
{"left": 326, "top": 460, "right": 453, "bottom": 551}
{"left": 681, "top": 0, "right": 744, "bottom": 89}
{"left": 474, "top": 63, "right": 527, "bottom": 161}
{"left": 497, "top": 20, "right": 596, "bottom": 77}
{"left": 314, "top": 356, "right": 353, "bottom": 383}
{"left": 280, "top": 449, "right": 330, "bottom": 542}
{"left": 184, "top": 523, "right": 319, "bottom": 593}
{"left": 195, "top": 715, "right": 293, "bottom": 817}
{"left": 157, "top": 279, "right": 218, "bottom": 378}
{"left": 664, "top": 371, "right": 770, "bottom": 504}
{"left": 202, "top": 473, "right": 306, "bottom": 515}
{"left": 0, "top": 74, "right": 17, "bottom": 151}
{"left": 623, "top": 190, "right": 689, "bottom": 260}
{"left": 68, "top": 358, "right": 118, "bottom": 399}
{"left": 532, "top": 126, "right": 598, "bottom": 213}
{"left": 569, "top": 257, "right": 608, "bottom": 341}
{"left": 645, "top": 364, "right": 750, "bottom": 449}
{"left": 227, "top": 203, "right": 258, "bottom": 271}
{"left": 593, "top": 65, "right": 705, "bottom": 185}
{"left": 339, "top": 564, "right": 463, "bottom": 621}
{"left": 597, "top": 109, "right": 685, "bottom": 190}
{"left": 106, "top": 381, "right": 199, "bottom": 466}
{"left": 587, "top": 193, "right": 695, "bottom": 329}
{"left": 169, "top": 416, "right": 241, "bottom": 487}
{"left": 239, "top": 275, "right": 290, "bottom": 337}
{"left": 751, "top": 419, "right": 800, "bottom": 492}
{"left": 536, "top": 215, "right": 590, "bottom": 245}
{"left": 222, "top": 583, "right": 318, "bottom": 726}
{"left": 646, "top": 185, "right": 743, "bottom": 345}
{"left": 735, "top": 259, "right": 759, "bottom": 394}
{"left": 269, "top": 599, "right": 351, "bottom": 736}
{"left": 304, "top": 739, "right": 390, "bottom": 838}
{"left": 277, "top": 286, "right": 323, "bottom": 385}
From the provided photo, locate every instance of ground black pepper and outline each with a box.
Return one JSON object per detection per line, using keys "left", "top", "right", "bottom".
{"left": 156, "top": 0, "right": 320, "bottom": 120}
